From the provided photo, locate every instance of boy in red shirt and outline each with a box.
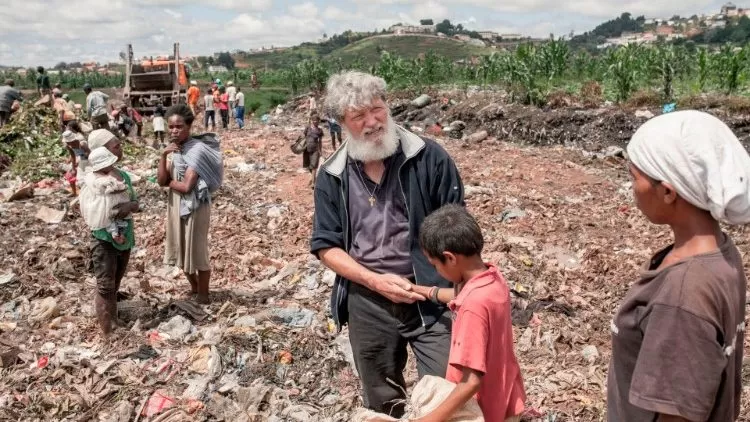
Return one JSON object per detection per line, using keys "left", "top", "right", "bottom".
{"left": 412, "top": 204, "right": 526, "bottom": 422}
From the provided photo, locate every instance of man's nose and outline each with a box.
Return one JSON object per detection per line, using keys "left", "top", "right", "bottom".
{"left": 364, "top": 112, "right": 378, "bottom": 128}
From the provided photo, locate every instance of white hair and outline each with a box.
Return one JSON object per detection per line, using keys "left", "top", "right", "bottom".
{"left": 344, "top": 113, "right": 400, "bottom": 162}
{"left": 324, "top": 71, "right": 388, "bottom": 121}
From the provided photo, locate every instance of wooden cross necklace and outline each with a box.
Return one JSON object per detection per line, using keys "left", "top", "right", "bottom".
{"left": 353, "top": 162, "right": 381, "bottom": 207}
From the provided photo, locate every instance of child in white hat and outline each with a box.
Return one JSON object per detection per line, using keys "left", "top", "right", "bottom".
{"left": 81, "top": 147, "right": 131, "bottom": 244}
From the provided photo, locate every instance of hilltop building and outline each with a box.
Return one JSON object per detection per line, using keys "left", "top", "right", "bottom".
{"left": 389, "top": 24, "right": 436, "bottom": 35}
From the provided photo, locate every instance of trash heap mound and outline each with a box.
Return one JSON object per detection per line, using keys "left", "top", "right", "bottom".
{"left": 0, "top": 105, "right": 64, "bottom": 180}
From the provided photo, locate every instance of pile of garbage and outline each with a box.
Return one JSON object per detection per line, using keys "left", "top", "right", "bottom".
{"left": 385, "top": 89, "right": 750, "bottom": 152}
{"left": 2, "top": 90, "right": 750, "bottom": 421}
{"left": 0, "top": 105, "right": 65, "bottom": 180}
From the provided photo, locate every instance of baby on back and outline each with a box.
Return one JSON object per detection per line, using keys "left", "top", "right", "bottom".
{"left": 80, "top": 147, "right": 131, "bottom": 244}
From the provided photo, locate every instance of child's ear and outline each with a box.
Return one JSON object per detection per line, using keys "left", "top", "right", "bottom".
{"left": 443, "top": 251, "right": 457, "bottom": 265}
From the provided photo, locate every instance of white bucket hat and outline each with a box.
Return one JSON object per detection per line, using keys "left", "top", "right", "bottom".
{"left": 87, "top": 129, "right": 117, "bottom": 150}
{"left": 62, "top": 130, "right": 84, "bottom": 144}
{"left": 88, "top": 147, "right": 118, "bottom": 172}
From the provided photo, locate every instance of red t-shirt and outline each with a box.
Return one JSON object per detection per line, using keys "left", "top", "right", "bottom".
{"left": 219, "top": 93, "right": 229, "bottom": 110}
{"left": 447, "top": 264, "right": 526, "bottom": 420}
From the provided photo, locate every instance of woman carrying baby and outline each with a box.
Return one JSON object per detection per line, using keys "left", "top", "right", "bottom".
{"left": 79, "top": 129, "right": 139, "bottom": 337}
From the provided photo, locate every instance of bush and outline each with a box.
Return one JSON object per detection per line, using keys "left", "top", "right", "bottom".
{"left": 269, "top": 94, "right": 287, "bottom": 108}
{"left": 624, "top": 89, "right": 661, "bottom": 108}
{"left": 247, "top": 101, "right": 262, "bottom": 113}
{"left": 580, "top": 81, "right": 603, "bottom": 108}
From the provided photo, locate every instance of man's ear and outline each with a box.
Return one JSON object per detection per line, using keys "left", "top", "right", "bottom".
{"left": 660, "top": 181, "right": 678, "bottom": 205}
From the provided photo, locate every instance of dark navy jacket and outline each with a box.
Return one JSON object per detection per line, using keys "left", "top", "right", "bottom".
{"left": 310, "top": 125, "right": 465, "bottom": 330}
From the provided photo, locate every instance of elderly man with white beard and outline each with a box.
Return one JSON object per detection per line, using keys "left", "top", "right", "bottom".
{"left": 310, "top": 71, "right": 465, "bottom": 417}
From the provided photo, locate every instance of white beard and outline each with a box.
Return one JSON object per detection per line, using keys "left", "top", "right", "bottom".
{"left": 344, "top": 115, "right": 400, "bottom": 163}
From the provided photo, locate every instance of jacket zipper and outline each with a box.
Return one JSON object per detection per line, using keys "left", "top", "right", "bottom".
{"left": 336, "top": 177, "right": 350, "bottom": 326}
{"left": 397, "top": 160, "right": 426, "bottom": 328}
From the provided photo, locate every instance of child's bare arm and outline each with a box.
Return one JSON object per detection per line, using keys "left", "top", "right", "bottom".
{"left": 412, "top": 285, "right": 456, "bottom": 304}
{"left": 411, "top": 367, "right": 482, "bottom": 422}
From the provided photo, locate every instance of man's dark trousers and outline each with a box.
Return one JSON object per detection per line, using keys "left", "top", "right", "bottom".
{"left": 347, "top": 282, "right": 451, "bottom": 418}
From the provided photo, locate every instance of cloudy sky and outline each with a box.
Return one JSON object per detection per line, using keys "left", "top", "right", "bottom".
{"left": 0, "top": 0, "right": 734, "bottom": 67}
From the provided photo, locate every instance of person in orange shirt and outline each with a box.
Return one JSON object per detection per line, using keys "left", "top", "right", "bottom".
{"left": 187, "top": 81, "right": 200, "bottom": 115}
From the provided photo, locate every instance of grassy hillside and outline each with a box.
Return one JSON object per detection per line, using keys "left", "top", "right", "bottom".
{"left": 329, "top": 35, "right": 493, "bottom": 63}
{"left": 235, "top": 35, "right": 493, "bottom": 70}
{"left": 236, "top": 46, "right": 320, "bottom": 71}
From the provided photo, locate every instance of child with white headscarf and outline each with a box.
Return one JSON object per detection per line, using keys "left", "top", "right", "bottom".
{"left": 608, "top": 110, "right": 748, "bottom": 422}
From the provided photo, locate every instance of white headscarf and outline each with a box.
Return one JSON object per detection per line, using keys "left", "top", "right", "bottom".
{"left": 627, "top": 110, "right": 750, "bottom": 225}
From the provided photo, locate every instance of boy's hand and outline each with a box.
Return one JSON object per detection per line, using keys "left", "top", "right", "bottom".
{"left": 369, "top": 273, "right": 426, "bottom": 304}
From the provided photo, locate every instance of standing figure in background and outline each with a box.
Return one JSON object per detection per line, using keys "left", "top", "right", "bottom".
{"left": 36, "top": 66, "right": 51, "bottom": 97}
{"left": 84, "top": 84, "right": 110, "bottom": 130}
{"left": 152, "top": 103, "right": 166, "bottom": 147}
{"left": 324, "top": 114, "right": 342, "bottom": 150}
{"left": 226, "top": 81, "right": 237, "bottom": 127}
{"left": 157, "top": 104, "right": 223, "bottom": 304}
{"left": 203, "top": 88, "right": 216, "bottom": 131}
{"left": 119, "top": 105, "right": 143, "bottom": 139}
{"left": 53, "top": 91, "right": 77, "bottom": 132}
{"left": 218, "top": 87, "right": 229, "bottom": 130}
{"left": 251, "top": 70, "right": 259, "bottom": 90}
{"left": 308, "top": 94, "right": 317, "bottom": 117}
{"left": 234, "top": 86, "right": 245, "bottom": 129}
{"left": 187, "top": 81, "right": 200, "bottom": 115}
{"left": 302, "top": 114, "right": 324, "bottom": 187}
{"left": 0, "top": 79, "right": 23, "bottom": 128}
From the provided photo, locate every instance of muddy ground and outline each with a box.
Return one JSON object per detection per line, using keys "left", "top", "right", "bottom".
{"left": 1, "top": 95, "right": 749, "bottom": 421}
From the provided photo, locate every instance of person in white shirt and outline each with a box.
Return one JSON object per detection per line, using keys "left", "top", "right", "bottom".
{"left": 203, "top": 88, "right": 215, "bottom": 131}
{"left": 234, "top": 86, "right": 245, "bottom": 129}
{"left": 226, "top": 81, "right": 237, "bottom": 126}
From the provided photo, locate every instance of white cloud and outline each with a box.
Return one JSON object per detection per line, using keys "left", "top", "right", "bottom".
{"left": 0, "top": 0, "right": 732, "bottom": 66}
{"left": 411, "top": 1, "right": 450, "bottom": 22}
{"left": 164, "top": 8, "right": 182, "bottom": 19}
{"left": 132, "top": 0, "right": 272, "bottom": 10}
{"left": 441, "top": 0, "right": 719, "bottom": 18}
{"left": 323, "top": 6, "right": 358, "bottom": 21}
{"left": 290, "top": 2, "right": 318, "bottom": 18}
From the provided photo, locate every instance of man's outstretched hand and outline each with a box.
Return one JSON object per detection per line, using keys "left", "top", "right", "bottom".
{"left": 369, "top": 273, "right": 426, "bottom": 304}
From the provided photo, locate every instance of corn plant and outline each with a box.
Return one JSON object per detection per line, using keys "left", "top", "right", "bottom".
{"left": 607, "top": 44, "right": 641, "bottom": 102}
{"left": 715, "top": 44, "right": 748, "bottom": 95}
{"left": 650, "top": 44, "right": 676, "bottom": 101}
{"left": 698, "top": 48, "right": 710, "bottom": 92}
{"left": 538, "top": 38, "right": 570, "bottom": 80}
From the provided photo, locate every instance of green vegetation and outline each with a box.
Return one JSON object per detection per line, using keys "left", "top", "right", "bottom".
{"left": 0, "top": 105, "right": 65, "bottom": 181}
{"left": 0, "top": 68, "right": 123, "bottom": 90}
{"left": 252, "top": 39, "right": 750, "bottom": 106}
{"left": 241, "top": 88, "right": 290, "bottom": 117}
{"left": 570, "top": 13, "right": 646, "bottom": 50}
{"left": 226, "top": 33, "right": 491, "bottom": 72}
{"left": 691, "top": 16, "right": 750, "bottom": 44}
{"left": 434, "top": 19, "right": 482, "bottom": 39}
{"left": 329, "top": 36, "right": 491, "bottom": 64}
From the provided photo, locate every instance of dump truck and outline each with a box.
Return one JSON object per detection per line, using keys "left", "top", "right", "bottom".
{"left": 123, "top": 43, "right": 189, "bottom": 114}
